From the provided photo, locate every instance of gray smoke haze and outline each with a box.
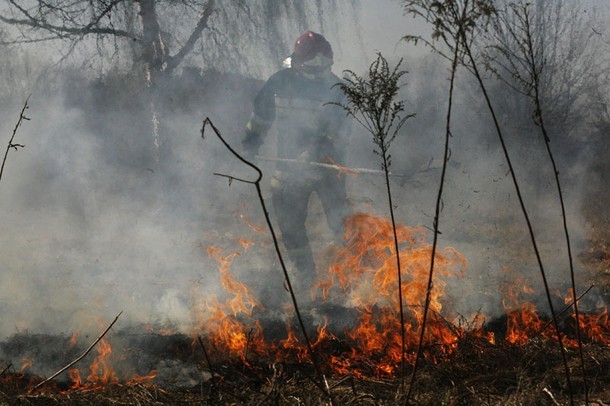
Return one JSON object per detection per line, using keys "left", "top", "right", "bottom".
{"left": 0, "top": 0, "right": 608, "bottom": 371}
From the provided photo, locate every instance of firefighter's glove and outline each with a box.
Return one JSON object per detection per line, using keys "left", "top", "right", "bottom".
{"left": 242, "top": 129, "right": 262, "bottom": 159}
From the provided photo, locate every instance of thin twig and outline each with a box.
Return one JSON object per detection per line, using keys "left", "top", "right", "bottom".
{"left": 403, "top": 2, "right": 574, "bottom": 403}
{"left": 329, "top": 374, "right": 353, "bottom": 390}
{"left": 197, "top": 335, "right": 221, "bottom": 402}
{"left": 0, "top": 96, "right": 30, "bottom": 185}
{"left": 528, "top": 25, "right": 588, "bottom": 406}
{"left": 406, "top": 16, "right": 463, "bottom": 404}
{"left": 383, "top": 146, "right": 407, "bottom": 393}
{"left": 460, "top": 26, "right": 574, "bottom": 406}
{"left": 487, "top": 4, "right": 588, "bottom": 400}
{"left": 243, "top": 327, "right": 253, "bottom": 373}
{"left": 30, "top": 311, "right": 123, "bottom": 391}
{"left": 543, "top": 387, "right": 561, "bottom": 405}
{"left": 197, "top": 335, "right": 216, "bottom": 378}
{"left": 0, "top": 363, "right": 12, "bottom": 378}
{"left": 532, "top": 284, "right": 595, "bottom": 339}
{"left": 256, "top": 363, "right": 283, "bottom": 406}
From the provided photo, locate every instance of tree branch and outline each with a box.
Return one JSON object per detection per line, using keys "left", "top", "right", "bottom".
{"left": 0, "top": 1, "right": 135, "bottom": 41}
{"left": 167, "top": 0, "right": 215, "bottom": 72}
{"left": 0, "top": 97, "right": 30, "bottom": 185}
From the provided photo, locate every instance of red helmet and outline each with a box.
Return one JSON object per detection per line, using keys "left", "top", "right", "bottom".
{"left": 291, "top": 31, "right": 333, "bottom": 75}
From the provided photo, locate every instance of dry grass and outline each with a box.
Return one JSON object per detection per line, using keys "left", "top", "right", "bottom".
{"left": 1, "top": 336, "right": 608, "bottom": 405}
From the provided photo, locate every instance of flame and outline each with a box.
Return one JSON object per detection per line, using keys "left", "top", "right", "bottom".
{"left": 237, "top": 237, "right": 255, "bottom": 252}
{"left": 195, "top": 212, "right": 476, "bottom": 377}
{"left": 235, "top": 205, "right": 265, "bottom": 233}
{"left": 499, "top": 271, "right": 610, "bottom": 348}
{"left": 65, "top": 336, "right": 156, "bottom": 391}
{"left": 575, "top": 307, "right": 609, "bottom": 345}
{"left": 86, "top": 338, "right": 118, "bottom": 386}
{"left": 192, "top": 246, "right": 267, "bottom": 364}
{"left": 206, "top": 246, "right": 261, "bottom": 316}
{"left": 145, "top": 324, "right": 176, "bottom": 336}
{"left": 68, "top": 330, "right": 79, "bottom": 348}
{"left": 67, "top": 369, "right": 82, "bottom": 390}
{"left": 195, "top": 212, "right": 608, "bottom": 379}
{"left": 560, "top": 289, "right": 609, "bottom": 346}
{"left": 278, "top": 325, "right": 309, "bottom": 363}
{"left": 312, "top": 212, "right": 470, "bottom": 375}
{"left": 128, "top": 370, "right": 158, "bottom": 385}
{"left": 467, "top": 313, "right": 496, "bottom": 346}
{"left": 500, "top": 268, "right": 551, "bottom": 345}
{"left": 19, "top": 359, "right": 33, "bottom": 373}
{"left": 322, "top": 156, "right": 357, "bottom": 178}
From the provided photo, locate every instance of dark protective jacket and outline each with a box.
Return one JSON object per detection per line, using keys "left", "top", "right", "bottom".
{"left": 244, "top": 67, "right": 348, "bottom": 167}
{"left": 243, "top": 67, "right": 351, "bottom": 282}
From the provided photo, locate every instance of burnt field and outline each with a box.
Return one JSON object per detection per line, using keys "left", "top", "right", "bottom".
{"left": 0, "top": 314, "right": 608, "bottom": 405}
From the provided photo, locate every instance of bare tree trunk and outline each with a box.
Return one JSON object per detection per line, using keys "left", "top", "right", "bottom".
{"left": 135, "top": 0, "right": 168, "bottom": 78}
{"left": 134, "top": 0, "right": 167, "bottom": 162}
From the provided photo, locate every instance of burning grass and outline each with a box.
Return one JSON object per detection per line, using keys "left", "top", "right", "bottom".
{"left": 0, "top": 333, "right": 608, "bottom": 405}
{"left": 1, "top": 213, "right": 608, "bottom": 404}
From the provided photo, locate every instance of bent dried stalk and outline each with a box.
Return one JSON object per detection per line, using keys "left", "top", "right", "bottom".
{"left": 200, "top": 117, "right": 334, "bottom": 404}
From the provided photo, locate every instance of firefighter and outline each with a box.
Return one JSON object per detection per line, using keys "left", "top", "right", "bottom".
{"left": 242, "top": 31, "right": 350, "bottom": 286}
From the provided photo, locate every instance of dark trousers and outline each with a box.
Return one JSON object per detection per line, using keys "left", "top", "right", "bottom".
{"left": 271, "top": 172, "right": 349, "bottom": 283}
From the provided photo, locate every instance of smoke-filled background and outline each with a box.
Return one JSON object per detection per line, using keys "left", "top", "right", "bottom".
{"left": 0, "top": 0, "right": 608, "bottom": 363}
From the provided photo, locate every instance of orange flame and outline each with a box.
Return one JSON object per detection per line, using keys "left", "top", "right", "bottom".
{"left": 206, "top": 246, "right": 261, "bottom": 316}
{"left": 67, "top": 369, "right": 82, "bottom": 390}
{"left": 500, "top": 268, "right": 549, "bottom": 345}
{"left": 499, "top": 271, "right": 610, "bottom": 348}
{"left": 145, "top": 324, "right": 176, "bottom": 336}
{"left": 86, "top": 338, "right": 118, "bottom": 386}
{"left": 128, "top": 369, "right": 158, "bottom": 385}
{"left": 68, "top": 330, "right": 79, "bottom": 348}
{"left": 196, "top": 212, "right": 476, "bottom": 377}
{"left": 575, "top": 307, "right": 609, "bottom": 345}
{"left": 195, "top": 212, "right": 608, "bottom": 379}
{"left": 193, "top": 246, "right": 268, "bottom": 364}
{"left": 66, "top": 336, "right": 156, "bottom": 391}
{"left": 237, "top": 237, "right": 255, "bottom": 252}
{"left": 235, "top": 206, "right": 265, "bottom": 233}
{"left": 19, "top": 359, "right": 33, "bottom": 373}
{"left": 312, "top": 212, "right": 470, "bottom": 374}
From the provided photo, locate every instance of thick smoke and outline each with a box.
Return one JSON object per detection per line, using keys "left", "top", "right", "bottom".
{"left": 0, "top": 0, "right": 608, "bottom": 382}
